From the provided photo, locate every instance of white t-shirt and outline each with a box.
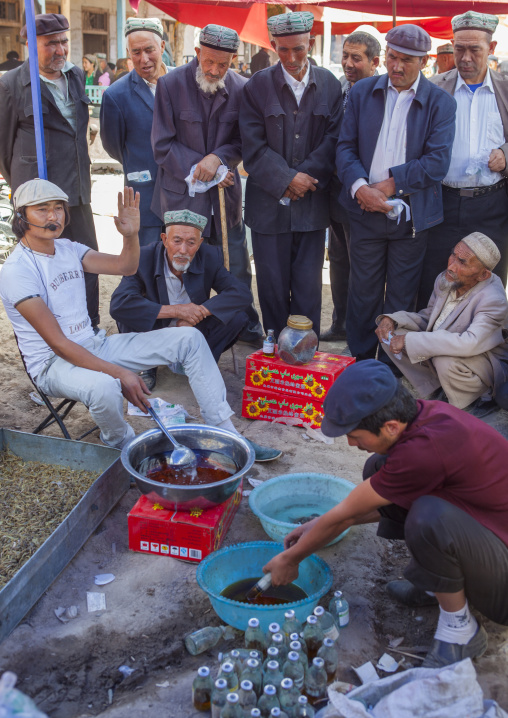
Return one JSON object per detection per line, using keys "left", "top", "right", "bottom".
{"left": 0, "top": 238, "right": 95, "bottom": 379}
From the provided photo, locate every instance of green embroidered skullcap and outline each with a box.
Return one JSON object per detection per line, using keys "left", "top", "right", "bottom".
{"left": 125, "top": 17, "right": 164, "bottom": 39}
{"left": 437, "top": 43, "right": 454, "bottom": 55}
{"left": 452, "top": 11, "right": 499, "bottom": 35}
{"left": 199, "top": 24, "right": 240, "bottom": 53}
{"left": 164, "top": 210, "right": 207, "bottom": 233}
{"left": 268, "top": 11, "right": 314, "bottom": 37}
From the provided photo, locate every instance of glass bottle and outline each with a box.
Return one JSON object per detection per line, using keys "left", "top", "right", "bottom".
{"left": 220, "top": 648, "right": 251, "bottom": 669}
{"left": 278, "top": 316, "right": 318, "bottom": 366}
{"left": 317, "top": 638, "right": 338, "bottom": 683}
{"left": 240, "top": 658, "right": 263, "bottom": 698}
{"left": 289, "top": 642, "right": 308, "bottom": 670}
{"left": 245, "top": 618, "right": 267, "bottom": 652}
{"left": 266, "top": 622, "right": 282, "bottom": 646}
{"left": 271, "top": 708, "right": 289, "bottom": 718}
{"left": 248, "top": 650, "right": 264, "bottom": 665}
{"left": 192, "top": 666, "right": 214, "bottom": 712}
{"left": 212, "top": 678, "right": 229, "bottom": 718}
{"left": 257, "top": 685, "right": 280, "bottom": 718}
{"left": 282, "top": 610, "right": 303, "bottom": 639}
{"left": 304, "top": 658, "right": 327, "bottom": 706}
{"left": 270, "top": 634, "right": 288, "bottom": 665}
{"left": 301, "top": 616, "right": 324, "bottom": 662}
{"left": 251, "top": 710, "right": 262, "bottom": 718}
{"left": 218, "top": 662, "right": 239, "bottom": 693}
{"left": 294, "top": 695, "right": 315, "bottom": 717}
{"left": 263, "top": 329, "right": 276, "bottom": 358}
{"left": 263, "top": 647, "right": 280, "bottom": 671}
{"left": 220, "top": 692, "right": 243, "bottom": 718}
{"left": 263, "top": 660, "right": 283, "bottom": 693}
{"left": 279, "top": 677, "right": 300, "bottom": 717}
{"left": 328, "top": 590, "right": 350, "bottom": 628}
{"left": 238, "top": 679, "right": 258, "bottom": 716}
{"left": 185, "top": 625, "right": 232, "bottom": 655}
{"left": 290, "top": 633, "right": 308, "bottom": 657}
{"left": 313, "top": 606, "right": 339, "bottom": 642}
{"left": 282, "top": 651, "right": 305, "bottom": 691}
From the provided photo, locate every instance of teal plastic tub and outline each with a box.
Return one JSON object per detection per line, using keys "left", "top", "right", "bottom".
{"left": 196, "top": 541, "right": 332, "bottom": 631}
{"left": 249, "top": 473, "right": 355, "bottom": 545}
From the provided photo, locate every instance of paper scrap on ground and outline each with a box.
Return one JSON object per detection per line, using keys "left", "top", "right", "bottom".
{"left": 376, "top": 653, "right": 399, "bottom": 673}
{"left": 305, "top": 426, "right": 334, "bottom": 444}
{"left": 248, "top": 477, "right": 263, "bottom": 488}
{"left": 353, "top": 661, "right": 379, "bottom": 684}
{"left": 127, "top": 397, "right": 190, "bottom": 427}
{"left": 87, "top": 592, "right": 106, "bottom": 612}
{"left": 95, "top": 573, "right": 115, "bottom": 586}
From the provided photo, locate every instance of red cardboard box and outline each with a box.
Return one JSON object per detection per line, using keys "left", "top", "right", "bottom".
{"left": 245, "top": 349, "right": 355, "bottom": 401}
{"left": 242, "top": 386, "right": 325, "bottom": 428}
{"left": 128, "top": 485, "right": 242, "bottom": 563}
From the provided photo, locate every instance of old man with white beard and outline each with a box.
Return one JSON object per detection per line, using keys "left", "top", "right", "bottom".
{"left": 375, "top": 232, "right": 508, "bottom": 417}
{"left": 151, "top": 24, "right": 262, "bottom": 345}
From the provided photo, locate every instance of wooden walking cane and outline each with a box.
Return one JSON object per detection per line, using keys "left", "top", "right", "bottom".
{"left": 218, "top": 186, "right": 239, "bottom": 375}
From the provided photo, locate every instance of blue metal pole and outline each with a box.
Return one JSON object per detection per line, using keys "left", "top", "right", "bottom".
{"left": 25, "top": 0, "right": 47, "bottom": 180}
{"left": 117, "top": 0, "right": 126, "bottom": 60}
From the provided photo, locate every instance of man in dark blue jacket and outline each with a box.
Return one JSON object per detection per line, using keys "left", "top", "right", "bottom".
{"left": 240, "top": 11, "right": 342, "bottom": 338}
{"left": 336, "top": 25, "right": 456, "bottom": 363}
{"left": 100, "top": 17, "right": 169, "bottom": 246}
{"left": 110, "top": 209, "right": 250, "bottom": 367}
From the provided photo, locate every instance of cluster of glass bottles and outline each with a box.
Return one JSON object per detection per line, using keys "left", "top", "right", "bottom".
{"left": 191, "top": 591, "right": 350, "bottom": 717}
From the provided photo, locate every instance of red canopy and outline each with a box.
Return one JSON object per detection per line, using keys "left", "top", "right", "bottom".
{"left": 325, "top": 0, "right": 507, "bottom": 15}
{"left": 312, "top": 16, "right": 455, "bottom": 40}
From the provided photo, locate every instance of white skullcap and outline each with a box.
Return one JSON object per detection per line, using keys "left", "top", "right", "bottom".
{"left": 461, "top": 232, "right": 500, "bottom": 271}
{"left": 13, "top": 179, "right": 68, "bottom": 210}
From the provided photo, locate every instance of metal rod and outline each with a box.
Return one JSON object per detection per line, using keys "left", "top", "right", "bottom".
{"left": 25, "top": 0, "right": 48, "bottom": 179}
{"left": 392, "top": 0, "right": 397, "bottom": 28}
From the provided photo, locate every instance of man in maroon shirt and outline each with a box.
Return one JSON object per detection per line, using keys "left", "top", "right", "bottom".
{"left": 264, "top": 360, "right": 508, "bottom": 667}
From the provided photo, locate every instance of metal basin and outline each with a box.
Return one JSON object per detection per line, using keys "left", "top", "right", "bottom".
{"left": 121, "top": 424, "right": 255, "bottom": 511}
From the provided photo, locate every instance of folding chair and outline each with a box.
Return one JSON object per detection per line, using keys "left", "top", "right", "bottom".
{"left": 15, "top": 335, "right": 99, "bottom": 441}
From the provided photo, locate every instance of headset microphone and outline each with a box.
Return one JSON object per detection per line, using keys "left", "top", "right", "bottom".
{"left": 16, "top": 212, "right": 57, "bottom": 232}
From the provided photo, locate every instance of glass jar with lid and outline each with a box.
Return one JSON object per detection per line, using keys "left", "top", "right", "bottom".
{"left": 277, "top": 316, "right": 318, "bottom": 366}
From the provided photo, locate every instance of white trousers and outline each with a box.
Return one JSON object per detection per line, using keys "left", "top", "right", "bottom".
{"left": 36, "top": 328, "right": 234, "bottom": 448}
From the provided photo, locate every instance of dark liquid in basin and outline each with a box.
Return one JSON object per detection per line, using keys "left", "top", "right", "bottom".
{"left": 221, "top": 577, "right": 308, "bottom": 605}
{"left": 138, "top": 450, "right": 237, "bottom": 486}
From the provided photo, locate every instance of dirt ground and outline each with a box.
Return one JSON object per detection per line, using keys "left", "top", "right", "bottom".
{"left": 0, "top": 173, "right": 507, "bottom": 717}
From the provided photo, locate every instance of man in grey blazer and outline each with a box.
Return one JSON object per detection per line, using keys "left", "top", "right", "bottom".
{"left": 419, "top": 11, "right": 508, "bottom": 308}
{"left": 377, "top": 232, "right": 508, "bottom": 416}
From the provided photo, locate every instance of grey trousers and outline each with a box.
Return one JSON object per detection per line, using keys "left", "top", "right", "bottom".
{"left": 380, "top": 337, "right": 492, "bottom": 409}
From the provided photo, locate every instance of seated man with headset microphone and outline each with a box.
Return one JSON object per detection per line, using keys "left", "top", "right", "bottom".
{"left": 0, "top": 177, "right": 281, "bottom": 462}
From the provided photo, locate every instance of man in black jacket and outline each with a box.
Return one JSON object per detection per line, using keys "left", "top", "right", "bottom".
{"left": 110, "top": 209, "right": 251, "bottom": 365}
{"left": 0, "top": 13, "right": 99, "bottom": 326}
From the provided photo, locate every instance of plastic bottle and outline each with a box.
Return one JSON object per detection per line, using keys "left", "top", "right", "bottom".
{"left": 262, "top": 660, "right": 283, "bottom": 693}
{"left": 301, "top": 616, "right": 324, "bottom": 662}
{"left": 218, "top": 662, "right": 239, "bottom": 693}
{"left": 263, "top": 330, "right": 276, "bottom": 358}
{"left": 282, "top": 651, "right": 305, "bottom": 691}
{"left": 270, "top": 634, "right": 288, "bottom": 664}
{"left": 294, "top": 695, "right": 315, "bottom": 717}
{"left": 185, "top": 625, "right": 234, "bottom": 655}
{"left": 313, "top": 606, "right": 339, "bottom": 642}
{"left": 279, "top": 677, "right": 300, "bottom": 717}
{"left": 245, "top": 617, "right": 268, "bottom": 652}
{"left": 304, "top": 658, "right": 327, "bottom": 706}
{"left": 282, "top": 610, "right": 303, "bottom": 639}
{"left": 220, "top": 692, "right": 244, "bottom": 718}
{"left": 290, "top": 634, "right": 307, "bottom": 657}
{"left": 257, "top": 685, "right": 280, "bottom": 717}
{"left": 240, "top": 658, "right": 263, "bottom": 698}
{"left": 270, "top": 708, "right": 289, "bottom": 718}
{"left": 328, "top": 590, "right": 350, "bottom": 628}
{"left": 238, "top": 679, "right": 258, "bottom": 716}
{"left": 317, "top": 638, "right": 339, "bottom": 683}
{"left": 289, "top": 642, "right": 308, "bottom": 670}
{"left": 212, "top": 678, "right": 229, "bottom": 718}
{"left": 192, "top": 666, "right": 214, "bottom": 711}
{"left": 263, "top": 647, "right": 280, "bottom": 671}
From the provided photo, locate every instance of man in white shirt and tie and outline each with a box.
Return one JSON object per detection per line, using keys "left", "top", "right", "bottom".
{"left": 336, "top": 25, "right": 456, "bottom": 364}
{"left": 419, "top": 11, "right": 508, "bottom": 309}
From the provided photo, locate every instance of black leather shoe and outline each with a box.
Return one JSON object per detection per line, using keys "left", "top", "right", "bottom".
{"left": 386, "top": 580, "right": 438, "bottom": 608}
{"left": 422, "top": 624, "right": 488, "bottom": 668}
{"left": 138, "top": 368, "right": 157, "bottom": 391}
{"left": 463, "top": 398, "right": 500, "bottom": 419}
{"left": 320, "top": 326, "right": 347, "bottom": 342}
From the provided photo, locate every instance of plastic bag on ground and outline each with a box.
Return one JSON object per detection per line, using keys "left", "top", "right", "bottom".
{"left": 0, "top": 671, "right": 48, "bottom": 717}
{"left": 324, "top": 659, "right": 508, "bottom": 718}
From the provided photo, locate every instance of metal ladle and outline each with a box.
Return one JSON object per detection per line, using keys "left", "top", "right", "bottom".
{"left": 146, "top": 405, "right": 197, "bottom": 468}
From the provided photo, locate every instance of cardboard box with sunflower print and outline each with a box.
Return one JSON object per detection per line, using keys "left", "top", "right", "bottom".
{"left": 245, "top": 349, "right": 355, "bottom": 401}
{"left": 242, "top": 386, "right": 327, "bottom": 429}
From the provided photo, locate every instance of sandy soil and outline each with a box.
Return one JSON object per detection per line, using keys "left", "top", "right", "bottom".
{"left": 0, "top": 173, "right": 507, "bottom": 717}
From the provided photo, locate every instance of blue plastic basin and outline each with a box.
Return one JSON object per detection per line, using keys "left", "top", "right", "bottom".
{"left": 196, "top": 541, "right": 332, "bottom": 631}
{"left": 249, "top": 473, "right": 355, "bottom": 545}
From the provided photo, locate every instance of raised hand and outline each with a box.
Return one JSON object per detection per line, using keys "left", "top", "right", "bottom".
{"left": 114, "top": 186, "right": 140, "bottom": 239}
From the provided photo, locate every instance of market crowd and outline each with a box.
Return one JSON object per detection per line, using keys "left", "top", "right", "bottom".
{"left": 1, "top": 9, "right": 508, "bottom": 673}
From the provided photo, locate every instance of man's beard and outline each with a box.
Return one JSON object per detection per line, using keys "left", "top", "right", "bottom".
{"left": 196, "top": 64, "right": 225, "bottom": 94}
{"left": 173, "top": 257, "right": 191, "bottom": 272}
{"left": 438, "top": 272, "right": 462, "bottom": 292}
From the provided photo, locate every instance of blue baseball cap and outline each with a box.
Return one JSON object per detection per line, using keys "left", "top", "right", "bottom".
{"left": 321, "top": 360, "right": 399, "bottom": 438}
